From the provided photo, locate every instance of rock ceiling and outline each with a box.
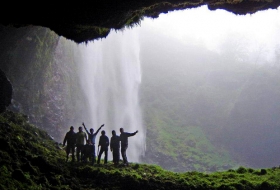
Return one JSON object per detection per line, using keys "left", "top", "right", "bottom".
{"left": 1, "top": 0, "right": 279, "bottom": 43}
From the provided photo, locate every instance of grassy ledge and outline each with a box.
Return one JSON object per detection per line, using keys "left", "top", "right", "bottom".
{"left": 0, "top": 111, "right": 280, "bottom": 190}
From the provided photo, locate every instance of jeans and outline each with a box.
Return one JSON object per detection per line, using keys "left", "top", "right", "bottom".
{"left": 66, "top": 144, "right": 75, "bottom": 161}
{"left": 97, "top": 147, "right": 108, "bottom": 164}
{"left": 121, "top": 145, "right": 128, "bottom": 164}
{"left": 112, "top": 148, "right": 120, "bottom": 165}
{"left": 92, "top": 145, "right": 96, "bottom": 164}
{"left": 76, "top": 144, "right": 84, "bottom": 162}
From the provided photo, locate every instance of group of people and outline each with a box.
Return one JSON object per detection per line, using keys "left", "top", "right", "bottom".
{"left": 62, "top": 122, "right": 138, "bottom": 166}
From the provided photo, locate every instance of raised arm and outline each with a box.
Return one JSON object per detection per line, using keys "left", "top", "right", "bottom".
{"left": 129, "top": 130, "right": 138, "bottom": 137}
{"left": 94, "top": 124, "right": 105, "bottom": 135}
{"left": 82, "top": 122, "right": 90, "bottom": 135}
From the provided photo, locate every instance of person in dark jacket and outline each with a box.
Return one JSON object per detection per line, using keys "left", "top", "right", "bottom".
{"left": 63, "top": 126, "right": 76, "bottom": 162}
{"left": 119, "top": 128, "right": 138, "bottom": 166}
{"left": 82, "top": 139, "right": 94, "bottom": 163}
{"left": 97, "top": 130, "right": 109, "bottom": 164}
{"left": 83, "top": 122, "right": 104, "bottom": 164}
{"left": 110, "top": 130, "right": 120, "bottom": 165}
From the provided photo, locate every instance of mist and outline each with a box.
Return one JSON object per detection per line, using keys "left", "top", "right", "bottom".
{"left": 135, "top": 5, "right": 280, "bottom": 170}
{"left": 140, "top": 5, "right": 280, "bottom": 64}
{"left": 73, "top": 5, "right": 280, "bottom": 170}
{"left": 1, "top": 3, "right": 279, "bottom": 172}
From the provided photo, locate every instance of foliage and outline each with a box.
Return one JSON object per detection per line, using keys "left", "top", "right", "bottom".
{"left": 142, "top": 109, "right": 236, "bottom": 172}
{"left": 140, "top": 31, "right": 280, "bottom": 171}
{"left": 1, "top": 110, "right": 280, "bottom": 190}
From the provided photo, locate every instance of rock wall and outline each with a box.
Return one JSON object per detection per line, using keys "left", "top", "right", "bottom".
{"left": 0, "top": 69, "right": 12, "bottom": 112}
{"left": 0, "top": 26, "right": 89, "bottom": 142}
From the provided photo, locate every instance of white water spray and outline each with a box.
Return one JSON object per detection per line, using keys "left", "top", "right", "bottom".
{"left": 78, "top": 29, "right": 145, "bottom": 162}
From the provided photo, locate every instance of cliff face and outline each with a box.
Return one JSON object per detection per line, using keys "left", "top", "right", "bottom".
{"left": 0, "top": 26, "right": 90, "bottom": 141}
{"left": 1, "top": 0, "right": 279, "bottom": 43}
{"left": 0, "top": 69, "right": 12, "bottom": 113}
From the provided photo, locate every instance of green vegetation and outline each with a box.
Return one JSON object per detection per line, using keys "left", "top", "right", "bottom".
{"left": 1, "top": 110, "right": 280, "bottom": 190}
{"left": 143, "top": 111, "right": 236, "bottom": 172}
{"left": 140, "top": 31, "right": 280, "bottom": 171}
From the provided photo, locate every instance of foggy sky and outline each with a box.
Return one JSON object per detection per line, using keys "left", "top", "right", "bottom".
{"left": 138, "top": 5, "right": 280, "bottom": 64}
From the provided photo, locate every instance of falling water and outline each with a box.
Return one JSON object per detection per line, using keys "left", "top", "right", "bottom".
{"left": 78, "top": 28, "right": 145, "bottom": 162}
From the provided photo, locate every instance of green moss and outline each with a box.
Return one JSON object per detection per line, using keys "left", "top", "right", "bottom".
{"left": 236, "top": 166, "right": 247, "bottom": 174}
{"left": 144, "top": 114, "right": 236, "bottom": 172}
{"left": 1, "top": 111, "right": 280, "bottom": 189}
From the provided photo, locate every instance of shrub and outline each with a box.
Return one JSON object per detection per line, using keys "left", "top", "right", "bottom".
{"left": 236, "top": 167, "right": 247, "bottom": 174}
{"left": 247, "top": 168, "right": 254, "bottom": 173}
{"left": 260, "top": 169, "right": 267, "bottom": 175}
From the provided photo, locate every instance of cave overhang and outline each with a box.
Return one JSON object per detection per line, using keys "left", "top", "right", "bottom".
{"left": 1, "top": 0, "right": 279, "bottom": 43}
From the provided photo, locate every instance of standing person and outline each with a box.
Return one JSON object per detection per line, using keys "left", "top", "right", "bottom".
{"left": 76, "top": 126, "right": 87, "bottom": 162}
{"left": 110, "top": 130, "right": 120, "bottom": 165}
{"left": 119, "top": 128, "right": 138, "bottom": 166}
{"left": 97, "top": 130, "right": 109, "bottom": 164}
{"left": 82, "top": 140, "right": 93, "bottom": 163}
{"left": 83, "top": 122, "right": 104, "bottom": 164}
{"left": 63, "top": 126, "right": 76, "bottom": 162}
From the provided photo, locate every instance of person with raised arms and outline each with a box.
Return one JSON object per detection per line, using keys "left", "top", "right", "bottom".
{"left": 83, "top": 122, "right": 104, "bottom": 165}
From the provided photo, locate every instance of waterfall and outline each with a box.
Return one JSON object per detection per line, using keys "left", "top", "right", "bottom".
{"left": 78, "top": 28, "right": 145, "bottom": 162}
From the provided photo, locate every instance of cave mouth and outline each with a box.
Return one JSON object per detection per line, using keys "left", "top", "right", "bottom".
{"left": 0, "top": 4, "right": 280, "bottom": 172}
{"left": 1, "top": 1, "right": 279, "bottom": 43}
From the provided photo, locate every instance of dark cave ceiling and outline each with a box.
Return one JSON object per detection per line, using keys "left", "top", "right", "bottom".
{"left": 1, "top": 0, "right": 280, "bottom": 43}
{"left": 0, "top": 0, "right": 279, "bottom": 112}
